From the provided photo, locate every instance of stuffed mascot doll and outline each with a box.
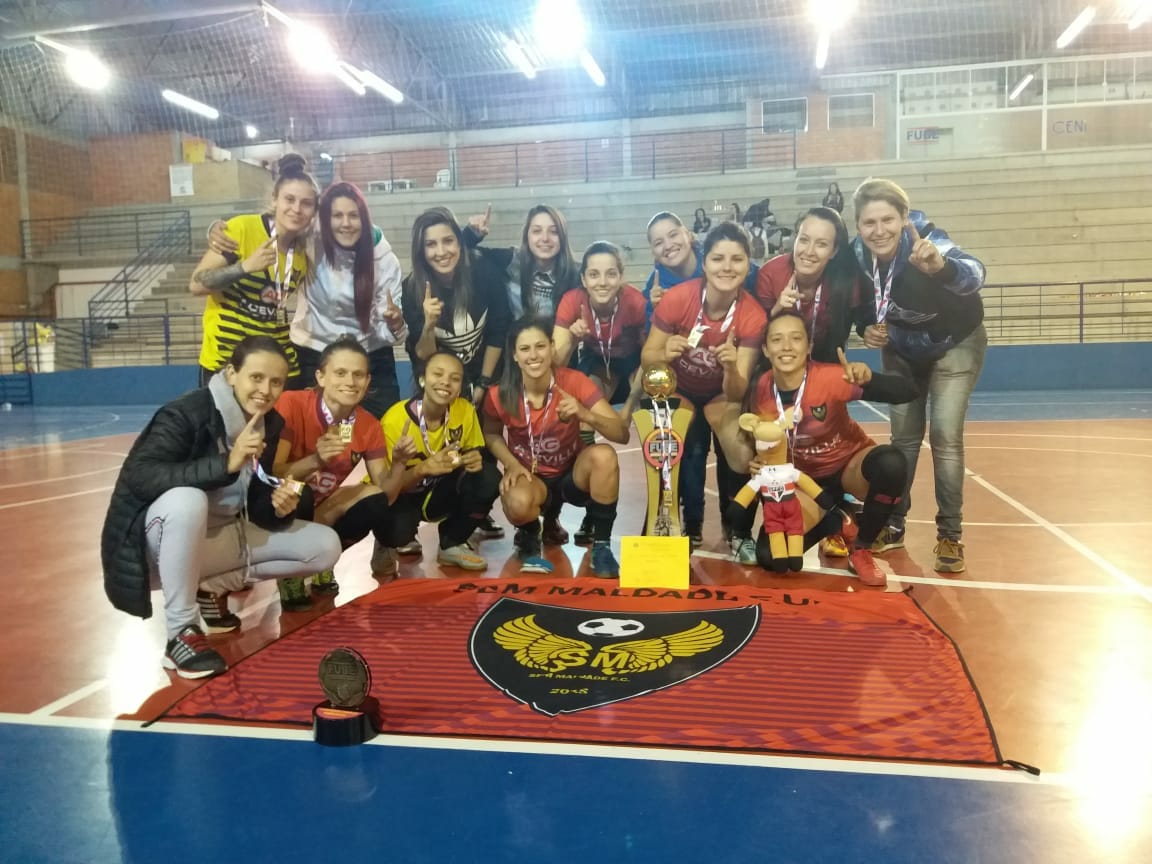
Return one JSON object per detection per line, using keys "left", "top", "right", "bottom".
{"left": 726, "top": 409, "right": 838, "bottom": 573}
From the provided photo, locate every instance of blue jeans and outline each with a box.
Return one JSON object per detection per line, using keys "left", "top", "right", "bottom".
{"left": 882, "top": 324, "right": 986, "bottom": 540}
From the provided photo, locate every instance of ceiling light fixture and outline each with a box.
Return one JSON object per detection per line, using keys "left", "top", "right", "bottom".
{"left": 503, "top": 38, "right": 537, "bottom": 80}
{"left": 579, "top": 49, "right": 605, "bottom": 87}
{"left": 162, "top": 89, "right": 220, "bottom": 120}
{"left": 1009, "top": 72, "right": 1035, "bottom": 101}
{"left": 1056, "top": 6, "right": 1097, "bottom": 49}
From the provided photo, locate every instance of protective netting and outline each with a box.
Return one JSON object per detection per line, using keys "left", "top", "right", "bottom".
{"left": 0, "top": 1, "right": 1146, "bottom": 146}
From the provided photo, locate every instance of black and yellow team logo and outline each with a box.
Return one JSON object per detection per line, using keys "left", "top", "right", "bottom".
{"left": 810, "top": 403, "right": 827, "bottom": 422}
{"left": 470, "top": 598, "right": 760, "bottom": 715}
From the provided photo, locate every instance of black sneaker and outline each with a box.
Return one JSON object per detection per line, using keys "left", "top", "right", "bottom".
{"left": 541, "top": 517, "right": 569, "bottom": 546}
{"left": 573, "top": 516, "right": 595, "bottom": 546}
{"left": 163, "top": 625, "right": 226, "bottom": 679}
{"left": 474, "top": 516, "right": 506, "bottom": 540}
{"left": 683, "top": 522, "right": 703, "bottom": 550}
{"left": 514, "top": 523, "right": 553, "bottom": 574}
{"left": 196, "top": 590, "right": 240, "bottom": 633}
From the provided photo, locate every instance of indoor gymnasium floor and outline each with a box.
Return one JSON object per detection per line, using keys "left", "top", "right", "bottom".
{"left": 1, "top": 388, "right": 1150, "bottom": 863}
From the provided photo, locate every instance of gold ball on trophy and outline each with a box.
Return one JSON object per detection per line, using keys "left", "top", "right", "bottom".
{"left": 642, "top": 363, "right": 677, "bottom": 399}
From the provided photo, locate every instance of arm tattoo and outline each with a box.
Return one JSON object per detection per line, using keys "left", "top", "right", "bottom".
{"left": 193, "top": 262, "right": 245, "bottom": 291}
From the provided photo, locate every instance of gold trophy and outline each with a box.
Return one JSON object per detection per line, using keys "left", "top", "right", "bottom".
{"left": 631, "top": 363, "right": 695, "bottom": 536}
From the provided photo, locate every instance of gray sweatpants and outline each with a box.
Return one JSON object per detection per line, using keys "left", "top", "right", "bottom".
{"left": 145, "top": 487, "right": 342, "bottom": 638}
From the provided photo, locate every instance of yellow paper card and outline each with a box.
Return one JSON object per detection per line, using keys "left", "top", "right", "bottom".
{"left": 618, "top": 536, "right": 691, "bottom": 589}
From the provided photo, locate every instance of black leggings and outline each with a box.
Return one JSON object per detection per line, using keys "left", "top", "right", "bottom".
{"left": 388, "top": 457, "right": 501, "bottom": 549}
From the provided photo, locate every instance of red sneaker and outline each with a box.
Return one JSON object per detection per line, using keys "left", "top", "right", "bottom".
{"left": 839, "top": 511, "right": 859, "bottom": 546}
{"left": 848, "top": 547, "right": 887, "bottom": 587}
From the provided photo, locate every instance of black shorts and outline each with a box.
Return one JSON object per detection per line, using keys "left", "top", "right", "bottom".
{"left": 541, "top": 466, "right": 590, "bottom": 510}
{"left": 571, "top": 351, "right": 640, "bottom": 405}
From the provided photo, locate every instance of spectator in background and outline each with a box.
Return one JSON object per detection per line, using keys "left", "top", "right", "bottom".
{"left": 465, "top": 204, "right": 580, "bottom": 321}
{"left": 823, "top": 182, "right": 845, "bottom": 214}
{"left": 851, "top": 178, "right": 987, "bottom": 574}
{"left": 209, "top": 181, "right": 406, "bottom": 418}
{"left": 640, "top": 222, "right": 768, "bottom": 548}
{"left": 692, "top": 208, "right": 712, "bottom": 243}
{"left": 100, "top": 336, "right": 341, "bottom": 679}
{"left": 191, "top": 154, "right": 318, "bottom": 386}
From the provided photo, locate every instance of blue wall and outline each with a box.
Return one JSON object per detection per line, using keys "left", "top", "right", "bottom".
{"left": 844, "top": 342, "right": 1152, "bottom": 392}
{"left": 18, "top": 345, "right": 1151, "bottom": 407}
{"left": 28, "top": 361, "right": 417, "bottom": 406}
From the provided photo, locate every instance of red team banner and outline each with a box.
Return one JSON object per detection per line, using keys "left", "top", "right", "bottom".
{"left": 162, "top": 577, "right": 1002, "bottom": 766}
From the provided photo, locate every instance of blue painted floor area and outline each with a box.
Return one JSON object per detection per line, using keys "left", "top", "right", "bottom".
{"left": 5, "top": 722, "right": 1149, "bottom": 864}
{"left": 0, "top": 405, "right": 157, "bottom": 449}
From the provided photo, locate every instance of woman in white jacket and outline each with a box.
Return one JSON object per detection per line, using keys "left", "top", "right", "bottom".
{"left": 210, "top": 181, "right": 407, "bottom": 417}
{"left": 291, "top": 182, "right": 406, "bottom": 417}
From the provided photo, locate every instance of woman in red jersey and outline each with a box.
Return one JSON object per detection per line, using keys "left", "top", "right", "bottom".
{"left": 720, "top": 312, "right": 917, "bottom": 586}
{"left": 482, "top": 317, "right": 631, "bottom": 578}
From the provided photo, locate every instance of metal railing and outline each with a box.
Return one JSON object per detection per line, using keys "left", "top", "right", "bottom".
{"left": 981, "top": 278, "right": 1152, "bottom": 344}
{"left": 20, "top": 209, "right": 193, "bottom": 260}
{"left": 342, "top": 126, "right": 800, "bottom": 192}
{"left": 2, "top": 315, "right": 202, "bottom": 376}
{"left": 87, "top": 212, "right": 193, "bottom": 324}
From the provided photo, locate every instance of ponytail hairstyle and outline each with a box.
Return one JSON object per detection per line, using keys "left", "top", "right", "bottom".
{"left": 497, "top": 316, "right": 554, "bottom": 418}
{"left": 319, "top": 182, "right": 375, "bottom": 333}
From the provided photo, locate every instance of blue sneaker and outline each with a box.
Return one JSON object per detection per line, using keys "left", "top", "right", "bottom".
{"left": 515, "top": 524, "right": 553, "bottom": 574}
{"left": 589, "top": 542, "right": 620, "bottom": 579}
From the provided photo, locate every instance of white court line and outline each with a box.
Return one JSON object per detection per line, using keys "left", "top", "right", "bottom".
{"left": 0, "top": 711, "right": 1068, "bottom": 787}
{"left": 0, "top": 464, "right": 120, "bottom": 490}
{"left": 965, "top": 446, "right": 1152, "bottom": 459}
{"left": 690, "top": 549, "right": 1138, "bottom": 596}
{"left": 0, "top": 486, "right": 114, "bottom": 511}
{"left": 861, "top": 403, "right": 1152, "bottom": 604}
{"left": 966, "top": 433, "right": 1152, "bottom": 443}
{"left": 908, "top": 519, "right": 1152, "bottom": 528}
{"left": 31, "top": 679, "right": 109, "bottom": 716}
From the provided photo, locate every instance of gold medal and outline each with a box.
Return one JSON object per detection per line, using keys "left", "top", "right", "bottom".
{"left": 339, "top": 422, "right": 353, "bottom": 444}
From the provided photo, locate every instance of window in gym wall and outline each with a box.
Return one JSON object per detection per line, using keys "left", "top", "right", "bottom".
{"left": 828, "top": 93, "right": 874, "bottom": 129}
{"left": 761, "top": 97, "right": 808, "bottom": 133}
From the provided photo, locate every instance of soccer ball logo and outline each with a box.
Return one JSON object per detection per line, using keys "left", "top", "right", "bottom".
{"left": 577, "top": 618, "right": 645, "bottom": 638}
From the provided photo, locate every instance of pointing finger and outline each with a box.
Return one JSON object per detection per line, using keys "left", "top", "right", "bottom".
{"left": 483, "top": 203, "right": 492, "bottom": 227}
{"left": 401, "top": 419, "right": 412, "bottom": 437}
{"left": 905, "top": 221, "right": 921, "bottom": 244}
{"left": 424, "top": 281, "right": 432, "bottom": 302}
{"left": 837, "top": 347, "right": 853, "bottom": 380}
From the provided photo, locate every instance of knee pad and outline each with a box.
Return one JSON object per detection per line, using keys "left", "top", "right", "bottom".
{"left": 861, "top": 445, "right": 907, "bottom": 497}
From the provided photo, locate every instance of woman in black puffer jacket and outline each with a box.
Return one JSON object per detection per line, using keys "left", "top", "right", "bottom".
{"left": 101, "top": 335, "right": 341, "bottom": 680}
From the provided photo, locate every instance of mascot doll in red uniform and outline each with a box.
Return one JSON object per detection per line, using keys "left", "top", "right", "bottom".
{"left": 730, "top": 409, "right": 837, "bottom": 573}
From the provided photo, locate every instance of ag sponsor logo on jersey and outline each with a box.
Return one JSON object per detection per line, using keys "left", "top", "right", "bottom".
{"left": 470, "top": 597, "right": 759, "bottom": 715}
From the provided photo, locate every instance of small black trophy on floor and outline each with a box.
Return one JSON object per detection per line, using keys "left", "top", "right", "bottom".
{"left": 313, "top": 647, "right": 378, "bottom": 746}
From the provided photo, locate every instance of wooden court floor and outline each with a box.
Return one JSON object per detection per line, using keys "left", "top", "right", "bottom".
{"left": 1, "top": 391, "right": 1150, "bottom": 862}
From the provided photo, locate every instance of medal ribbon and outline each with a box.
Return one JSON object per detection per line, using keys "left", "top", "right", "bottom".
{"left": 693, "top": 284, "right": 738, "bottom": 339}
{"left": 772, "top": 364, "right": 809, "bottom": 457}
{"left": 797, "top": 279, "right": 823, "bottom": 345}
{"left": 319, "top": 394, "right": 355, "bottom": 443}
{"left": 589, "top": 298, "right": 618, "bottom": 368}
{"left": 413, "top": 399, "right": 454, "bottom": 455}
{"left": 522, "top": 377, "right": 556, "bottom": 473}
{"left": 871, "top": 256, "right": 894, "bottom": 324}
{"left": 269, "top": 225, "right": 296, "bottom": 314}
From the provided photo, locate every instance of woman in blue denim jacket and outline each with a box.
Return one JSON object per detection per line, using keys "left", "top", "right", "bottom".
{"left": 851, "top": 178, "right": 986, "bottom": 574}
